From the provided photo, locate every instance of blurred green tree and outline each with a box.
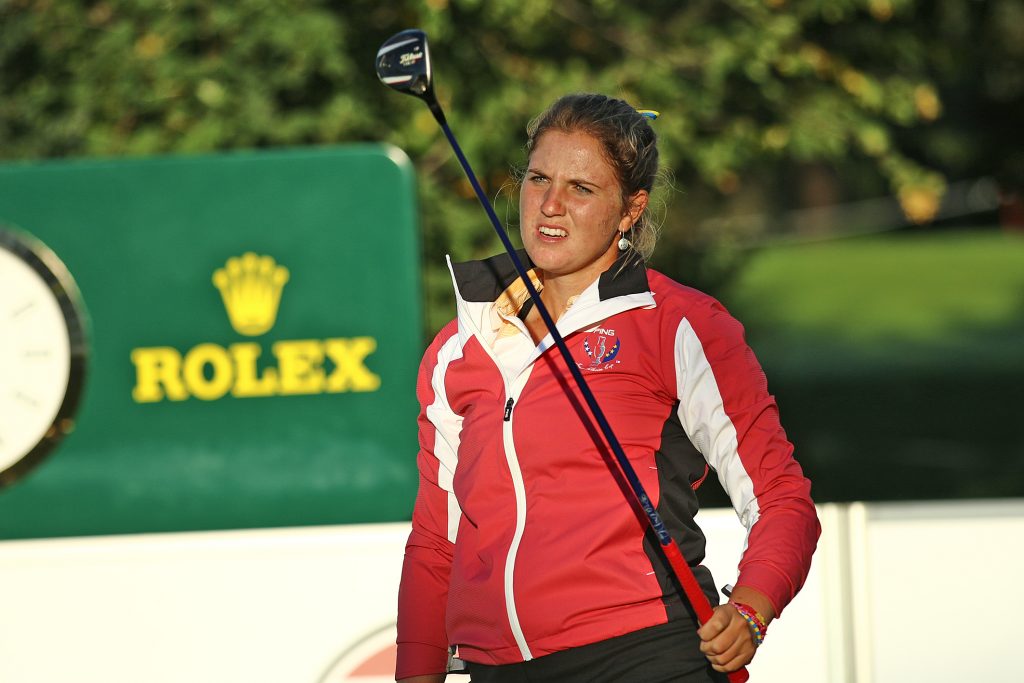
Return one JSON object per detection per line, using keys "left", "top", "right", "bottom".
{"left": 2, "top": 0, "right": 1017, "bottom": 331}
{"left": 902, "top": 0, "right": 1024, "bottom": 222}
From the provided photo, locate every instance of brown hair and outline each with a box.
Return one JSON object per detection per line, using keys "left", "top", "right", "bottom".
{"left": 525, "top": 93, "right": 663, "bottom": 260}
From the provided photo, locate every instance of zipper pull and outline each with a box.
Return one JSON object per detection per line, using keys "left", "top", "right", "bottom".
{"left": 503, "top": 397, "right": 514, "bottom": 421}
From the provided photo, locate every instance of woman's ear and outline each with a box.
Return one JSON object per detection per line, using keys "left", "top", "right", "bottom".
{"left": 620, "top": 190, "right": 650, "bottom": 230}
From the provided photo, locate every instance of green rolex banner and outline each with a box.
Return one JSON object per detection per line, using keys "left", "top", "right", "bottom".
{"left": 0, "top": 145, "right": 422, "bottom": 539}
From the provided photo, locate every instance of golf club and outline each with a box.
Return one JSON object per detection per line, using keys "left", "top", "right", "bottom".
{"left": 377, "top": 28, "right": 749, "bottom": 683}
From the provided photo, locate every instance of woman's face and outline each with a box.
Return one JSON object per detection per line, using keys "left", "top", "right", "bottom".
{"left": 520, "top": 130, "right": 646, "bottom": 285}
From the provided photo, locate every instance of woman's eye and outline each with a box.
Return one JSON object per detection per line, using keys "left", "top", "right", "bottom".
{"left": 574, "top": 183, "right": 592, "bottom": 194}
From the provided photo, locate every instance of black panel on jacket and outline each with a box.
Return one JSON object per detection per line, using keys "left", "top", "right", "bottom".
{"left": 643, "top": 402, "right": 719, "bottom": 625}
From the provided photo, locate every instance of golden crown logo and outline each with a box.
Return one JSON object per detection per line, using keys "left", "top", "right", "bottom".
{"left": 212, "top": 252, "right": 289, "bottom": 336}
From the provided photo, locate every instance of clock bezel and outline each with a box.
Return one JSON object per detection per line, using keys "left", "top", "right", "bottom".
{"left": 0, "top": 226, "right": 88, "bottom": 488}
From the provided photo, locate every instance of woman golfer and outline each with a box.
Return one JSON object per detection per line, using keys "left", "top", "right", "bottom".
{"left": 396, "top": 93, "right": 820, "bottom": 682}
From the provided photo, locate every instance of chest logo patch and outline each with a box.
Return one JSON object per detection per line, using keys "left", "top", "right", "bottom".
{"left": 580, "top": 329, "right": 621, "bottom": 372}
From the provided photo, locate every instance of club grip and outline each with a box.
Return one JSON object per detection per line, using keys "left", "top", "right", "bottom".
{"left": 661, "top": 542, "right": 750, "bottom": 683}
{"left": 728, "top": 667, "right": 751, "bottom": 682}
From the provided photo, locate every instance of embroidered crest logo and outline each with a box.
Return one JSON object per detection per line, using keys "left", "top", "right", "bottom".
{"left": 580, "top": 327, "right": 621, "bottom": 372}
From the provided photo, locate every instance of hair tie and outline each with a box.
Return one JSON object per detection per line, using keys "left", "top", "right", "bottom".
{"left": 636, "top": 109, "right": 660, "bottom": 120}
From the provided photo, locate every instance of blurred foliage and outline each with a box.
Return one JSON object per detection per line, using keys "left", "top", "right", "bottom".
{"left": 1, "top": 0, "right": 1021, "bottom": 333}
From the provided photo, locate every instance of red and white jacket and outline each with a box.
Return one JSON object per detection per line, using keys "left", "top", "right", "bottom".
{"left": 396, "top": 252, "right": 819, "bottom": 679}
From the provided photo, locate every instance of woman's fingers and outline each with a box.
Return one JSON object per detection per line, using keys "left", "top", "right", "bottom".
{"left": 697, "top": 604, "right": 757, "bottom": 672}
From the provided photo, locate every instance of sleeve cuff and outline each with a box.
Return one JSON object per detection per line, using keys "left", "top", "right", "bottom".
{"left": 735, "top": 560, "right": 794, "bottom": 617}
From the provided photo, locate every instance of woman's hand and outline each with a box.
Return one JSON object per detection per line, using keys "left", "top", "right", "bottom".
{"left": 696, "top": 586, "right": 775, "bottom": 673}
{"left": 696, "top": 603, "right": 756, "bottom": 672}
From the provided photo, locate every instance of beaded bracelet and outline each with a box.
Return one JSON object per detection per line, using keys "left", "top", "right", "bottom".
{"left": 730, "top": 600, "right": 767, "bottom": 647}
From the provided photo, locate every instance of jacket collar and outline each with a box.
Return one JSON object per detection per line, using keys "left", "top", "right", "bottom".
{"left": 447, "top": 250, "right": 656, "bottom": 362}
{"left": 450, "top": 249, "right": 650, "bottom": 303}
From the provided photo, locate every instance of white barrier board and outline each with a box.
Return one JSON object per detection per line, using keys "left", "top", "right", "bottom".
{"left": 0, "top": 524, "right": 411, "bottom": 683}
{"left": 1, "top": 500, "right": 1021, "bottom": 682}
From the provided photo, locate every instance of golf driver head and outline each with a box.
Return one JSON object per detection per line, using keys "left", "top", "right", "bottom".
{"left": 376, "top": 29, "right": 434, "bottom": 101}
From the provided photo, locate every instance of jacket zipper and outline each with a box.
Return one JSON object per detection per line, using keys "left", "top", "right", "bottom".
{"left": 500, "top": 378, "right": 532, "bottom": 661}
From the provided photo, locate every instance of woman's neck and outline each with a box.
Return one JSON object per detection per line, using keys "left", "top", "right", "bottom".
{"left": 535, "top": 270, "right": 588, "bottom": 322}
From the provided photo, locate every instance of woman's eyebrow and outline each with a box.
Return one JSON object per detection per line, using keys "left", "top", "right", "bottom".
{"left": 528, "top": 166, "right": 603, "bottom": 188}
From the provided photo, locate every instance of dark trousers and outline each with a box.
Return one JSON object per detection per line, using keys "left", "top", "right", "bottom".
{"left": 465, "top": 620, "right": 730, "bottom": 683}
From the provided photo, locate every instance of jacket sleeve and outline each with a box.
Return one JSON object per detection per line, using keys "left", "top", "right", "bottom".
{"left": 396, "top": 321, "right": 462, "bottom": 679}
{"left": 672, "top": 300, "right": 820, "bottom": 617}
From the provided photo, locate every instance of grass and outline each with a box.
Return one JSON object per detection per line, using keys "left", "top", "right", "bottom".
{"left": 722, "top": 229, "right": 1024, "bottom": 376}
{"left": 691, "top": 228, "right": 1024, "bottom": 505}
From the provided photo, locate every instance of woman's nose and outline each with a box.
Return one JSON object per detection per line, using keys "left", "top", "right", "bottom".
{"left": 541, "top": 187, "right": 564, "bottom": 216}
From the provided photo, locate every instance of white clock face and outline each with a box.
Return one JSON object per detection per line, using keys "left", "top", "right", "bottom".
{"left": 0, "top": 229, "right": 85, "bottom": 485}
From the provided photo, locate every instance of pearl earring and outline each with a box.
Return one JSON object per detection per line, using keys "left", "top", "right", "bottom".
{"left": 617, "top": 231, "right": 632, "bottom": 251}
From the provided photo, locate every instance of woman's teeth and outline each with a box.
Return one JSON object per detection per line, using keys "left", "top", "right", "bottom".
{"left": 539, "top": 226, "right": 567, "bottom": 237}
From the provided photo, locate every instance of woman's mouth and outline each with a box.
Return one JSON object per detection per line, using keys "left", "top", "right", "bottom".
{"left": 538, "top": 226, "right": 567, "bottom": 238}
